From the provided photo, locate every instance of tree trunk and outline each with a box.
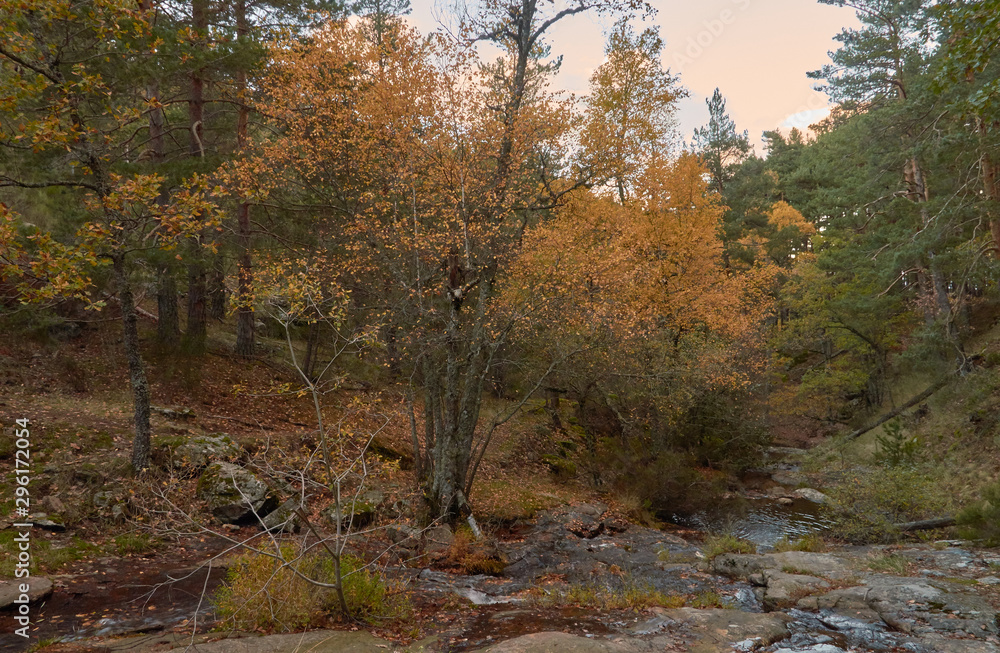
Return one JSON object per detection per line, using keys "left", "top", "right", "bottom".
{"left": 114, "top": 256, "right": 152, "bottom": 473}
{"left": 186, "top": 262, "right": 207, "bottom": 351}
{"left": 189, "top": 0, "right": 207, "bottom": 158}
{"left": 209, "top": 254, "right": 226, "bottom": 320}
{"left": 156, "top": 265, "right": 179, "bottom": 347}
{"left": 233, "top": 0, "right": 255, "bottom": 358}
{"left": 427, "top": 278, "right": 493, "bottom": 519}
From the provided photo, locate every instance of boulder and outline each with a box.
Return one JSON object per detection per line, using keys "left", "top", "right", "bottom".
{"left": 161, "top": 630, "right": 435, "bottom": 652}
{"left": 651, "top": 608, "right": 793, "bottom": 653}
{"left": 323, "top": 489, "right": 386, "bottom": 529}
{"left": 793, "top": 488, "right": 829, "bottom": 504}
{"left": 196, "top": 462, "right": 278, "bottom": 525}
{"left": 477, "top": 632, "right": 636, "bottom": 652}
{"left": 0, "top": 577, "right": 53, "bottom": 609}
{"left": 423, "top": 524, "right": 455, "bottom": 554}
{"left": 260, "top": 498, "right": 302, "bottom": 533}
{"left": 172, "top": 434, "right": 241, "bottom": 474}
{"left": 760, "top": 570, "right": 831, "bottom": 609}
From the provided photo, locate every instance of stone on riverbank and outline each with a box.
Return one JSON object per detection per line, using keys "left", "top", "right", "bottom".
{"left": 0, "top": 576, "right": 52, "bottom": 609}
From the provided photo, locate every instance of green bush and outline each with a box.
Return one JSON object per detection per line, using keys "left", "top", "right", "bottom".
{"left": 701, "top": 533, "right": 756, "bottom": 560}
{"left": 772, "top": 533, "right": 826, "bottom": 553}
{"left": 874, "top": 419, "right": 920, "bottom": 467}
{"left": 957, "top": 480, "right": 1000, "bottom": 545}
{"left": 214, "top": 545, "right": 408, "bottom": 632}
{"left": 823, "top": 468, "right": 948, "bottom": 544}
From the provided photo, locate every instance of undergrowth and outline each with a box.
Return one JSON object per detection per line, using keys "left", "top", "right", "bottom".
{"left": 822, "top": 467, "right": 948, "bottom": 544}
{"left": 214, "top": 545, "right": 410, "bottom": 632}
{"left": 701, "top": 533, "right": 756, "bottom": 559}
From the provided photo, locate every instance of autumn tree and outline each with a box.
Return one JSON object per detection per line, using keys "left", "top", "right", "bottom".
{"left": 0, "top": 0, "right": 221, "bottom": 470}
{"left": 230, "top": 1, "right": 648, "bottom": 520}
{"left": 508, "top": 154, "right": 776, "bottom": 504}
{"left": 581, "top": 19, "right": 684, "bottom": 204}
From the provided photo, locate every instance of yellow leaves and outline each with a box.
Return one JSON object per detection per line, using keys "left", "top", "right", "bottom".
{"left": 767, "top": 201, "right": 815, "bottom": 235}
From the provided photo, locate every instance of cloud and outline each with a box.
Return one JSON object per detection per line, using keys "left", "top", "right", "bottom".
{"left": 781, "top": 107, "right": 831, "bottom": 130}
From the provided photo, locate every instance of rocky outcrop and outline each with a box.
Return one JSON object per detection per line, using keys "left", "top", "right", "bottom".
{"left": 171, "top": 434, "right": 241, "bottom": 473}
{"left": 196, "top": 462, "right": 278, "bottom": 525}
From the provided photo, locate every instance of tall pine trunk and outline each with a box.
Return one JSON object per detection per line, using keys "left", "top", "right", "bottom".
{"left": 233, "top": 0, "right": 255, "bottom": 357}
{"left": 186, "top": 263, "right": 207, "bottom": 351}
{"left": 156, "top": 265, "right": 180, "bottom": 347}
{"left": 209, "top": 255, "right": 226, "bottom": 320}
{"left": 114, "top": 256, "right": 152, "bottom": 472}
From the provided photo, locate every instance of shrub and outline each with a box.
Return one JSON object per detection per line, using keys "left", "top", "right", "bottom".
{"left": 701, "top": 533, "right": 756, "bottom": 560}
{"left": 957, "top": 480, "right": 1000, "bottom": 545}
{"left": 874, "top": 419, "right": 920, "bottom": 467}
{"left": 446, "top": 525, "right": 506, "bottom": 576}
{"left": 865, "top": 552, "right": 910, "bottom": 575}
{"left": 823, "top": 468, "right": 948, "bottom": 544}
{"left": 772, "top": 533, "right": 827, "bottom": 553}
{"left": 214, "top": 545, "right": 408, "bottom": 632}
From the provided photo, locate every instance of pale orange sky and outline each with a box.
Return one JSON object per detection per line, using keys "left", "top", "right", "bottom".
{"left": 409, "top": 0, "right": 860, "bottom": 153}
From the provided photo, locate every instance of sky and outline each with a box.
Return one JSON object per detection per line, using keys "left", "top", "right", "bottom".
{"left": 406, "top": 0, "right": 862, "bottom": 154}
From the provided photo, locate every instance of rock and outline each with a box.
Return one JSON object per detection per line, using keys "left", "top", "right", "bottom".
{"left": 423, "top": 524, "right": 455, "bottom": 554}
{"left": 323, "top": 489, "right": 386, "bottom": 529}
{"left": 92, "top": 490, "right": 114, "bottom": 508}
{"left": 654, "top": 608, "right": 793, "bottom": 653}
{"left": 260, "top": 498, "right": 301, "bottom": 533}
{"left": 761, "top": 571, "right": 830, "bottom": 609}
{"left": 774, "top": 645, "right": 845, "bottom": 653}
{"left": 42, "top": 496, "right": 66, "bottom": 514}
{"left": 711, "top": 554, "right": 767, "bottom": 579}
{"left": 172, "top": 434, "right": 241, "bottom": 474}
{"left": 476, "top": 632, "right": 635, "bottom": 652}
{"left": 196, "top": 462, "right": 278, "bottom": 525}
{"left": 161, "top": 629, "right": 435, "bottom": 652}
{"left": 566, "top": 518, "right": 604, "bottom": 539}
{"left": 800, "top": 574, "right": 999, "bottom": 637}
{"left": 152, "top": 405, "right": 196, "bottom": 419}
{"left": 766, "top": 552, "right": 851, "bottom": 579}
{"left": 778, "top": 497, "right": 794, "bottom": 506}
{"left": 28, "top": 513, "right": 66, "bottom": 532}
{"left": 575, "top": 503, "right": 608, "bottom": 517}
{"left": 0, "top": 577, "right": 53, "bottom": 609}
{"left": 978, "top": 576, "right": 1000, "bottom": 585}
{"left": 387, "top": 524, "right": 419, "bottom": 546}
{"left": 793, "top": 488, "right": 829, "bottom": 504}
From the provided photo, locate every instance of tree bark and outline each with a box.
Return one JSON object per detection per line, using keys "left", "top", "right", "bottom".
{"left": 156, "top": 265, "right": 180, "bottom": 347}
{"left": 894, "top": 516, "right": 955, "bottom": 532}
{"left": 114, "top": 256, "right": 152, "bottom": 473}
{"left": 208, "top": 254, "right": 226, "bottom": 320}
{"left": 189, "top": 0, "right": 207, "bottom": 158}
{"left": 233, "top": 0, "right": 255, "bottom": 358}
{"left": 186, "top": 262, "right": 207, "bottom": 350}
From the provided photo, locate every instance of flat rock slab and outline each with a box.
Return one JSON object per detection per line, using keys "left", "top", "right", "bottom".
{"left": 163, "top": 631, "right": 436, "bottom": 653}
{"left": 654, "top": 607, "right": 792, "bottom": 653}
{"left": 0, "top": 576, "right": 52, "bottom": 609}
{"left": 476, "top": 632, "right": 646, "bottom": 652}
{"left": 712, "top": 551, "right": 851, "bottom": 582}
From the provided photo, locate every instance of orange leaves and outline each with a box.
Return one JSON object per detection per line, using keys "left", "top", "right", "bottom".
{"left": 510, "top": 153, "right": 776, "bottom": 392}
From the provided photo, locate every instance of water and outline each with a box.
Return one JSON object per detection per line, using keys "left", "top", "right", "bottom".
{"left": 667, "top": 496, "right": 836, "bottom": 551}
